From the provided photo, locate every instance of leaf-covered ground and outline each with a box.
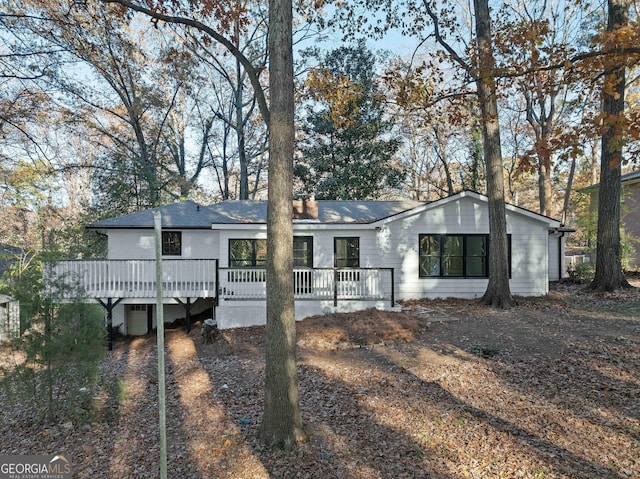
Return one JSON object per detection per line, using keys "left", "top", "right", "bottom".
{"left": 1, "top": 280, "right": 639, "bottom": 478}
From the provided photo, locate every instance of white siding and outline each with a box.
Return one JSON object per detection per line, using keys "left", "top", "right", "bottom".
{"left": 104, "top": 229, "right": 218, "bottom": 333}
{"left": 108, "top": 229, "right": 219, "bottom": 259}
{"left": 101, "top": 194, "right": 557, "bottom": 331}
{"left": 368, "top": 196, "right": 551, "bottom": 299}
{"left": 508, "top": 212, "right": 550, "bottom": 296}
{"left": 280, "top": 196, "right": 554, "bottom": 299}
{"left": 379, "top": 196, "right": 489, "bottom": 299}
{"left": 548, "top": 234, "right": 562, "bottom": 281}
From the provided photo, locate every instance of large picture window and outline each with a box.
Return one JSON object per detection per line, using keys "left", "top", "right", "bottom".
{"left": 162, "top": 231, "right": 182, "bottom": 256}
{"left": 419, "top": 234, "right": 507, "bottom": 278}
{"left": 229, "top": 239, "right": 267, "bottom": 267}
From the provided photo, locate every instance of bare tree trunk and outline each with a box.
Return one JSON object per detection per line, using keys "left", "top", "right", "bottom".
{"left": 235, "top": 18, "right": 250, "bottom": 200}
{"left": 433, "top": 126, "right": 454, "bottom": 195}
{"left": 590, "top": 0, "right": 632, "bottom": 291}
{"left": 474, "top": 0, "right": 512, "bottom": 308}
{"left": 591, "top": 138, "right": 599, "bottom": 185}
{"left": 524, "top": 89, "right": 556, "bottom": 217}
{"left": 539, "top": 160, "right": 553, "bottom": 217}
{"left": 259, "top": 0, "right": 304, "bottom": 448}
{"left": 561, "top": 156, "right": 576, "bottom": 225}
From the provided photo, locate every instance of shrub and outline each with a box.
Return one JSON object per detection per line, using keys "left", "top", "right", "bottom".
{"left": 567, "top": 261, "right": 595, "bottom": 284}
{"left": 0, "top": 258, "right": 107, "bottom": 424}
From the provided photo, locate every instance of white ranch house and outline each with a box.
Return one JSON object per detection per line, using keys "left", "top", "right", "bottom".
{"left": 50, "top": 191, "right": 569, "bottom": 342}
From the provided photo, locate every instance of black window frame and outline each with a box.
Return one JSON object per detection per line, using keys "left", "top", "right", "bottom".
{"left": 418, "top": 234, "right": 511, "bottom": 278}
{"left": 334, "top": 237, "right": 360, "bottom": 268}
{"left": 162, "top": 231, "right": 182, "bottom": 256}
{"left": 229, "top": 239, "right": 267, "bottom": 267}
{"left": 293, "top": 236, "right": 314, "bottom": 268}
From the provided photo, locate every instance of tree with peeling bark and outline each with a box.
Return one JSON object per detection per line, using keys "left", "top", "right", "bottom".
{"left": 590, "top": 0, "right": 634, "bottom": 292}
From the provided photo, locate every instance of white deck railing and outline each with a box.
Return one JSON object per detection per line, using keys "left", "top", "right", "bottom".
{"left": 45, "top": 260, "right": 394, "bottom": 306}
{"left": 46, "top": 259, "right": 218, "bottom": 299}
{"left": 220, "top": 267, "right": 394, "bottom": 305}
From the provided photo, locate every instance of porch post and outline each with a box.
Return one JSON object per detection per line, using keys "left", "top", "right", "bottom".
{"left": 186, "top": 298, "right": 192, "bottom": 333}
{"left": 333, "top": 269, "right": 339, "bottom": 307}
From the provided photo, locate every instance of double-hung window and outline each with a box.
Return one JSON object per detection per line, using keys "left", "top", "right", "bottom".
{"left": 419, "top": 234, "right": 497, "bottom": 278}
{"left": 162, "top": 231, "right": 182, "bottom": 256}
{"left": 294, "top": 237, "right": 314, "bottom": 293}
{"left": 293, "top": 236, "right": 314, "bottom": 267}
{"left": 334, "top": 237, "right": 360, "bottom": 268}
{"left": 335, "top": 237, "right": 360, "bottom": 282}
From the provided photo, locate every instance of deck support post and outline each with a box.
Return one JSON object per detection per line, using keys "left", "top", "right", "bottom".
{"left": 390, "top": 268, "right": 395, "bottom": 307}
{"left": 176, "top": 297, "right": 194, "bottom": 333}
{"left": 97, "top": 298, "right": 123, "bottom": 351}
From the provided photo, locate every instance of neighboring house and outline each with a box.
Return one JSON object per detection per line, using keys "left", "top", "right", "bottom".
{"left": 0, "top": 294, "right": 20, "bottom": 341}
{"left": 50, "top": 191, "right": 569, "bottom": 338}
{"left": 586, "top": 170, "right": 640, "bottom": 270}
{"left": 0, "top": 244, "right": 22, "bottom": 341}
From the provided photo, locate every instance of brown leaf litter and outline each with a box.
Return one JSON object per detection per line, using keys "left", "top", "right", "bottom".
{"left": 1, "top": 280, "right": 639, "bottom": 478}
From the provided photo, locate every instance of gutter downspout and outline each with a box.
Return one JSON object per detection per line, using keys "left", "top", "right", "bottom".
{"left": 558, "top": 229, "right": 565, "bottom": 280}
{"left": 551, "top": 226, "right": 575, "bottom": 280}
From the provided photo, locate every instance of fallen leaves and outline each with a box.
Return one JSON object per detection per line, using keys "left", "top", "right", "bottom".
{"left": 0, "top": 280, "right": 638, "bottom": 478}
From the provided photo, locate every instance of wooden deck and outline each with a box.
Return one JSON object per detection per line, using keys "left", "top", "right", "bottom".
{"left": 46, "top": 260, "right": 394, "bottom": 306}
{"left": 46, "top": 259, "right": 218, "bottom": 299}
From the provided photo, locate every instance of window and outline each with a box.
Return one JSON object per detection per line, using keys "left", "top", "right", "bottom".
{"left": 419, "top": 234, "right": 499, "bottom": 278}
{"left": 335, "top": 237, "right": 359, "bottom": 268}
{"left": 293, "top": 236, "right": 313, "bottom": 267}
{"left": 466, "top": 236, "right": 488, "bottom": 277}
{"left": 293, "top": 237, "right": 314, "bottom": 293}
{"left": 229, "top": 239, "right": 267, "bottom": 267}
{"left": 162, "top": 231, "right": 182, "bottom": 256}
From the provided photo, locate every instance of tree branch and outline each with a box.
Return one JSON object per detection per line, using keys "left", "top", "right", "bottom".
{"left": 102, "top": 0, "right": 270, "bottom": 125}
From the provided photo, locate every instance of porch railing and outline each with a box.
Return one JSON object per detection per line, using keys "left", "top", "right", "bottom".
{"left": 45, "top": 260, "right": 394, "bottom": 306}
{"left": 45, "top": 259, "right": 218, "bottom": 299}
{"left": 220, "top": 267, "right": 395, "bottom": 306}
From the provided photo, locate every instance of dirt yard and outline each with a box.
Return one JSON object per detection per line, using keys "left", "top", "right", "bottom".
{"left": 1, "top": 280, "right": 639, "bottom": 478}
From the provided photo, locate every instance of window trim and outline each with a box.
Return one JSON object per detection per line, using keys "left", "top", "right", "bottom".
{"left": 418, "top": 234, "right": 511, "bottom": 278}
{"left": 162, "top": 231, "right": 182, "bottom": 256}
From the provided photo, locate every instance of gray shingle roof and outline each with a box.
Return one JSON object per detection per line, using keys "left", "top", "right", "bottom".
{"left": 582, "top": 170, "right": 640, "bottom": 190}
{"left": 87, "top": 199, "right": 426, "bottom": 229}
{"left": 621, "top": 170, "right": 640, "bottom": 183}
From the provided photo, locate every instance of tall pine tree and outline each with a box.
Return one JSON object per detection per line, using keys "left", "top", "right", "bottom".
{"left": 296, "top": 41, "right": 403, "bottom": 200}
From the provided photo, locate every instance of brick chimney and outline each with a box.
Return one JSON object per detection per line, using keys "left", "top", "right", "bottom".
{"left": 293, "top": 194, "right": 318, "bottom": 219}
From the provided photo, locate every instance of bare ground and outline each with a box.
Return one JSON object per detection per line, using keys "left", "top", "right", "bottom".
{"left": 1, "top": 280, "right": 639, "bottom": 478}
